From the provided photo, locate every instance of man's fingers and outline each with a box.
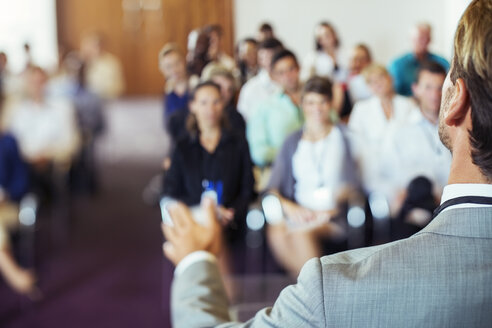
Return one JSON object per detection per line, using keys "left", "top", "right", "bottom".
{"left": 201, "top": 198, "right": 218, "bottom": 228}
{"left": 162, "top": 223, "right": 179, "bottom": 243}
{"left": 168, "top": 202, "right": 193, "bottom": 231}
{"left": 163, "top": 241, "right": 177, "bottom": 264}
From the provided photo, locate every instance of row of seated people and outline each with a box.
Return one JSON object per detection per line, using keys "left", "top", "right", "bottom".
{"left": 0, "top": 61, "right": 106, "bottom": 296}
{"left": 159, "top": 21, "right": 451, "bottom": 276}
{"left": 159, "top": 54, "right": 450, "bottom": 277}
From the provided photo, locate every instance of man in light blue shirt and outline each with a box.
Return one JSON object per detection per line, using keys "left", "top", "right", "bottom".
{"left": 246, "top": 49, "right": 303, "bottom": 167}
{"left": 388, "top": 23, "right": 449, "bottom": 96}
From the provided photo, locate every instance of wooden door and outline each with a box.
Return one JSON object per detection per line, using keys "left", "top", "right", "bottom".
{"left": 56, "top": 0, "right": 234, "bottom": 96}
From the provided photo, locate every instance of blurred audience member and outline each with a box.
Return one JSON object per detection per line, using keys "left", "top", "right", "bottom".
{"left": 65, "top": 53, "right": 105, "bottom": 194}
{"left": 388, "top": 23, "right": 449, "bottom": 96}
{"left": 237, "top": 38, "right": 283, "bottom": 121}
{"left": 301, "top": 21, "right": 347, "bottom": 83}
{"left": 266, "top": 77, "right": 359, "bottom": 276}
{"left": 384, "top": 61, "right": 451, "bottom": 223}
{"left": 348, "top": 64, "right": 419, "bottom": 205}
{"left": 80, "top": 32, "right": 125, "bottom": 99}
{"left": 204, "top": 25, "right": 236, "bottom": 72}
{"left": 162, "top": 81, "right": 254, "bottom": 254}
{"left": 168, "top": 65, "right": 246, "bottom": 146}
{"left": 0, "top": 131, "right": 35, "bottom": 295}
{"left": 247, "top": 49, "right": 304, "bottom": 169}
{"left": 347, "top": 43, "right": 373, "bottom": 104}
{"left": 257, "top": 22, "right": 275, "bottom": 42}
{"left": 203, "top": 64, "right": 246, "bottom": 137}
{"left": 186, "top": 29, "right": 211, "bottom": 86}
{"left": 236, "top": 38, "right": 259, "bottom": 86}
{"left": 158, "top": 43, "right": 190, "bottom": 127}
{"left": 2, "top": 67, "right": 80, "bottom": 198}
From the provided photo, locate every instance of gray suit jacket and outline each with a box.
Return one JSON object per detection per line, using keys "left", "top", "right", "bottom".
{"left": 171, "top": 207, "right": 492, "bottom": 327}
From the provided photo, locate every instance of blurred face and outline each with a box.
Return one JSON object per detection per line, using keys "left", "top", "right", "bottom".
{"left": 412, "top": 26, "right": 431, "bottom": 56}
{"left": 316, "top": 25, "right": 337, "bottom": 50}
{"left": 26, "top": 69, "right": 48, "bottom": 99}
{"left": 239, "top": 41, "right": 257, "bottom": 67}
{"left": 190, "top": 86, "right": 224, "bottom": 130}
{"left": 211, "top": 75, "right": 235, "bottom": 105}
{"left": 349, "top": 47, "right": 371, "bottom": 74}
{"left": 159, "top": 51, "right": 186, "bottom": 82}
{"left": 258, "top": 48, "right": 275, "bottom": 72}
{"left": 302, "top": 92, "right": 332, "bottom": 127}
{"left": 413, "top": 70, "right": 445, "bottom": 117}
{"left": 272, "top": 57, "right": 299, "bottom": 93}
{"left": 367, "top": 71, "right": 393, "bottom": 98}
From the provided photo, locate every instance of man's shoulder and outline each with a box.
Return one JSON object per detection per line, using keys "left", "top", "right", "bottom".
{"left": 389, "top": 52, "right": 414, "bottom": 68}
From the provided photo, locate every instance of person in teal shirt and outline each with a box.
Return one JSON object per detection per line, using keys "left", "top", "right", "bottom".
{"left": 247, "top": 49, "right": 304, "bottom": 167}
{"left": 388, "top": 23, "right": 449, "bottom": 96}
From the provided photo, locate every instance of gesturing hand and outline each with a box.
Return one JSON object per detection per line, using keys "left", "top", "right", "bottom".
{"left": 161, "top": 198, "right": 223, "bottom": 266}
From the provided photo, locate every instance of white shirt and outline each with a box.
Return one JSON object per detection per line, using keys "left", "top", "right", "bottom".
{"left": 440, "top": 184, "right": 492, "bottom": 212}
{"left": 348, "top": 95, "right": 420, "bottom": 198}
{"left": 301, "top": 51, "right": 348, "bottom": 83}
{"left": 382, "top": 113, "right": 452, "bottom": 195}
{"left": 4, "top": 97, "right": 80, "bottom": 163}
{"left": 347, "top": 74, "right": 372, "bottom": 103}
{"left": 237, "top": 70, "right": 281, "bottom": 121}
{"left": 292, "top": 126, "right": 345, "bottom": 211}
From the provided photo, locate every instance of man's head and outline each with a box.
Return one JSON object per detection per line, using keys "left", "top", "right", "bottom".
{"left": 257, "top": 23, "right": 274, "bottom": 42}
{"left": 158, "top": 43, "right": 186, "bottom": 82}
{"left": 411, "top": 23, "right": 432, "bottom": 57}
{"left": 270, "top": 49, "right": 299, "bottom": 94}
{"left": 25, "top": 66, "right": 48, "bottom": 100}
{"left": 349, "top": 44, "right": 372, "bottom": 75}
{"left": 257, "top": 38, "right": 283, "bottom": 73}
{"left": 439, "top": 0, "right": 492, "bottom": 181}
{"left": 412, "top": 61, "right": 446, "bottom": 121}
{"left": 237, "top": 38, "right": 258, "bottom": 68}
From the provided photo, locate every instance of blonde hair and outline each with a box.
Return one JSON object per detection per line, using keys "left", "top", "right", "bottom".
{"left": 361, "top": 63, "right": 390, "bottom": 83}
{"left": 450, "top": 0, "right": 492, "bottom": 180}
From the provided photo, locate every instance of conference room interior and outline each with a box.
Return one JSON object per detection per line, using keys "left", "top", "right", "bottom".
{"left": 0, "top": 0, "right": 472, "bottom": 327}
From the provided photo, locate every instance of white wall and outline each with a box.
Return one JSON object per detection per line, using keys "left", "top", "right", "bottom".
{"left": 234, "top": 0, "right": 470, "bottom": 67}
{"left": 0, "top": 0, "right": 58, "bottom": 73}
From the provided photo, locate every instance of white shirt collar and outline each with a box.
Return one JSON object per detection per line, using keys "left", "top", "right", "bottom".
{"left": 441, "top": 183, "right": 492, "bottom": 205}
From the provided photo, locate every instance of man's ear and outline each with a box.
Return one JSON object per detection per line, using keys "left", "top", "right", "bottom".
{"left": 444, "top": 78, "right": 470, "bottom": 127}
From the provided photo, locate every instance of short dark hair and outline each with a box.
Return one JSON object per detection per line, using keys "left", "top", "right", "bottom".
{"left": 302, "top": 76, "right": 333, "bottom": 101}
{"left": 258, "top": 38, "right": 283, "bottom": 51}
{"left": 270, "top": 49, "right": 298, "bottom": 71}
{"left": 416, "top": 60, "right": 446, "bottom": 83}
{"left": 259, "top": 23, "right": 273, "bottom": 33}
{"left": 450, "top": 0, "right": 492, "bottom": 181}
